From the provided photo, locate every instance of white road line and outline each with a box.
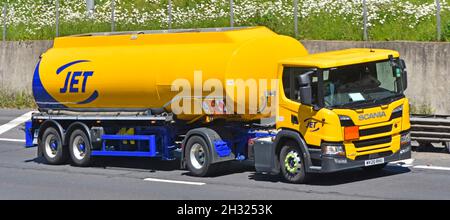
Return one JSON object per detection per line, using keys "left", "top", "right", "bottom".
{"left": 388, "top": 158, "right": 415, "bottom": 167}
{"left": 0, "top": 111, "right": 34, "bottom": 135}
{"left": 0, "top": 138, "right": 25, "bottom": 143}
{"left": 413, "top": 165, "right": 450, "bottom": 171}
{"left": 144, "top": 178, "right": 206, "bottom": 186}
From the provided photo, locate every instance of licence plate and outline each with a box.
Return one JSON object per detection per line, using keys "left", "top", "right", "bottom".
{"left": 364, "top": 158, "right": 385, "bottom": 167}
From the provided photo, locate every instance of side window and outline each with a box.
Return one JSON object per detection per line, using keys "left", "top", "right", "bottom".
{"left": 376, "top": 61, "right": 396, "bottom": 91}
{"left": 282, "top": 67, "right": 318, "bottom": 104}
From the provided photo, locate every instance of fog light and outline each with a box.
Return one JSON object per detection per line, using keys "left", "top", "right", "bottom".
{"left": 322, "top": 144, "right": 345, "bottom": 156}
{"left": 334, "top": 158, "right": 348, "bottom": 164}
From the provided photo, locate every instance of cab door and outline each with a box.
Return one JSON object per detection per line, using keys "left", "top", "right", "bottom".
{"left": 278, "top": 66, "right": 323, "bottom": 147}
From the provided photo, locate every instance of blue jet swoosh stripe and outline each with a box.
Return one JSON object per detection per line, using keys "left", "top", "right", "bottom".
{"left": 56, "top": 60, "right": 90, "bottom": 75}
{"left": 32, "top": 60, "right": 67, "bottom": 109}
{"left": 76, "top": 90, "right": 99, "bottom": 105}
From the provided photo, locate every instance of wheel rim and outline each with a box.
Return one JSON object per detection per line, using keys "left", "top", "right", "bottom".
{"left": 72, "top": 136, "right": 86, "bottom": 161}
{"left": 44, "top": 134, "right": 58, "bottom": 158}
{"left": 284, "top": 150, "right": 301, "bottom": 175}
{"left": 190, "top": 143, "right": 206, "bottom": 169}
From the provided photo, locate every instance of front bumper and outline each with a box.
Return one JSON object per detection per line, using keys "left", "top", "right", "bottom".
{"left": 314, "top": 144, "right": 411, "bottom": 173}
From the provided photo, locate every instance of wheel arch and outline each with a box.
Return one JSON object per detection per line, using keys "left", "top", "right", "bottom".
{"left": 64, "top": 122, "right": 92, "bottom": 147}
{"left": 274, "top": 129, "right": 313, "bottom": 171}
{"left": 181, "top": 127, "right": 235, "bottom": 169}
{"left": 38, "top": 120, "right": 65, "bottom": 157}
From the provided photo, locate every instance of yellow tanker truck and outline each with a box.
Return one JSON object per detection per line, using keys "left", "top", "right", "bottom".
{"left": 25, "top": 27, "right": 412, "bottom": 183}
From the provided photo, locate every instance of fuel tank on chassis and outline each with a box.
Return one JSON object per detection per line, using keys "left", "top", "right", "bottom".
{"left": 33, "top": 27, "right": 308, "bottom": 121}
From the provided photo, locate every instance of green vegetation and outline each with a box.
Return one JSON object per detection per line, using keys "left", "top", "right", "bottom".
{"left": 0, "top": 0, "right": 448, "bottom": 41}
{"left": 0, "top": 90, "right": 35, "bottom": 109}
{"left": 410, "top": 102, "right": 435, "bottom": 115}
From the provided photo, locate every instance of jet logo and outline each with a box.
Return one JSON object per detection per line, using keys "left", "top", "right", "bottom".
{"left": 56, "top": 60, "right": 98, "bottom": 105}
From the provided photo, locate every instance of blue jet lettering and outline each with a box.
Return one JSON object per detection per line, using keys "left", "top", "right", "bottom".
{"left": 60, "top": 71, "right": 94, "bottom": 94}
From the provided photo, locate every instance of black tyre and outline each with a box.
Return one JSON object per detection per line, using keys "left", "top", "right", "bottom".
{"left": 279, "top": 143, "right": 308, "bottom": 184}
{"left": 40, "top": 127, "right": 68, "bottom": 165}
{"left": 69, "top": 129, "right": 93, "bottom": 167}
{"left": 185, "top": 136, "right": 216, "bottom": 177}
{"left": 362, "top": 163, "right": 387, "bottom": 172}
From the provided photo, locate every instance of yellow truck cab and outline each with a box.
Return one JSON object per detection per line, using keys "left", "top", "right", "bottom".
{"left": 256, "top": 48, "right": 412, "bottom": 183}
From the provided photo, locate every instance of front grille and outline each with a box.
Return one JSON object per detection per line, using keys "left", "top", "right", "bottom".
{"left": 359, "top": 124, "right": 392, "bottom": 136}
{"left": 355, "top": 151, "right": 393, "bottom": 161}
{"left": 353, "top": 136, "right": 392, "bottom": 148}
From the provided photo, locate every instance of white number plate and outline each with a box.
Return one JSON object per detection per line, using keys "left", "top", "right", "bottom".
{"left": 364, "top": 158, "right": 385, "bottom": 167}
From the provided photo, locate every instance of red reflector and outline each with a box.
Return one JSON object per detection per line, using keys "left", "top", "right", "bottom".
{"left": 344, "top": 126, "right": 360, "bottom": 141}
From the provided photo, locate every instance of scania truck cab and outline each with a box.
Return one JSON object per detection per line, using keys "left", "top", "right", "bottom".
{"left": 255, "top": 49, "right": 411, "bottom": 183}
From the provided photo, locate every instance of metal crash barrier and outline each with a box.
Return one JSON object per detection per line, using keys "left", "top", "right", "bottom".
{"left": 410, "top": 115, "right": 450, "bottom": 151}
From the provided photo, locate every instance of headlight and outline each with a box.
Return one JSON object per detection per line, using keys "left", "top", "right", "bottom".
{"left": 322, "top": 144, "right": 345, "bottom": 156}
{"left": 339, "top": 115, "right": 354, "bottom": 127}
{"left": 400, "top": 132, "right": 411, "bottom": 146}
{"left": 339, "top": 115, "right": 351, "bottom": 121}
{"left": 393, "top": 105, "right": 403, "bottom": 114}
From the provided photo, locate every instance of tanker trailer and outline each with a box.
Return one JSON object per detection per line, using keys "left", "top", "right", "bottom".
{"left": 25, "top": 26, "right": 412, "bottom": 183}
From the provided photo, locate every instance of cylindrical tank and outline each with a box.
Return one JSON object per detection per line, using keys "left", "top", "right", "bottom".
{"left": 33, "top": 27, "right": 308, "bottom": 121}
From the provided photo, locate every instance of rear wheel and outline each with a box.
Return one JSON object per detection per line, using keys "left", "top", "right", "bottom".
{"left": 41, "top": 127, "right": 68, "bottom": 165}
{"left": 279, "top": 144, "right": 308, "bottom": 184}
{"left": 69, "top": 129, "right": 93, "bottom": 167}
{"left": 185, "top": 136, "right": 216, "bottom": 177}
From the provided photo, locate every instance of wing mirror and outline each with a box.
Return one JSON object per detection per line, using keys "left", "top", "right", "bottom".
{"left": 390, "top": 56, "right": 408, "bottom": 91}
{"left": 296, "top": 71, "right": 314, "bottom": 106}
{"left": 400, "top": 59, "right": 408, "bottom": 90}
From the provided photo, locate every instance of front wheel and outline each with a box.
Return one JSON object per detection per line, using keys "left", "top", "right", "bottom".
{"left": 69, "top": 129, "right": 93, "bottom": 167}
{"left": 279, "top": 144, "right": 308, "bottom": 184}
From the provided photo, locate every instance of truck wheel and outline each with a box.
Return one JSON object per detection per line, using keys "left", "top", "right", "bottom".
{"left": 41, "top": 127, "right": 68, "bottom": 165}
{"left": 279, "top": 144, "right": 308, "bottom": 184}
{"left": 362, "top": 163, "right": 387, "bottom": 172}
{"left": 185, "top": 136, "right": 215, "bottom": 177}
{"left": 69, "top": 129, "right": 92, "bottom": 167}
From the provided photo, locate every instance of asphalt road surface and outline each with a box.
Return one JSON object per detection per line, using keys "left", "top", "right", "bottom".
{"left": 0, "top": 109, "right": 450, "bottom": 200}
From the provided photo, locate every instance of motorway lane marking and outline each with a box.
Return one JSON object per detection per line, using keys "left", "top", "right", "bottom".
{"left": 413, "top": 165, "right": 450, "bottom": 171}
{"left": 0, "top": 138, "right": 25, "bottom": 143}
{"left": 0, "top": 111, "right": 34, "bottom": 135}
{"left": 144, "top": 178, "right": 206, "bottom": 186}
{"left": 388, "top": 159, "right": 415, "bottom": 167}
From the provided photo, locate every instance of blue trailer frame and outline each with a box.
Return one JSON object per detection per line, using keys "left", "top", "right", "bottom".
{"left": 25, "top": 113, "right": 276, "bottom": 164}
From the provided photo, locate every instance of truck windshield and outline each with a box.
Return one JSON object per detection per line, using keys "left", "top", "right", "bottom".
{"left": 323, "top": 60, "right": 404, "bottom": 109}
